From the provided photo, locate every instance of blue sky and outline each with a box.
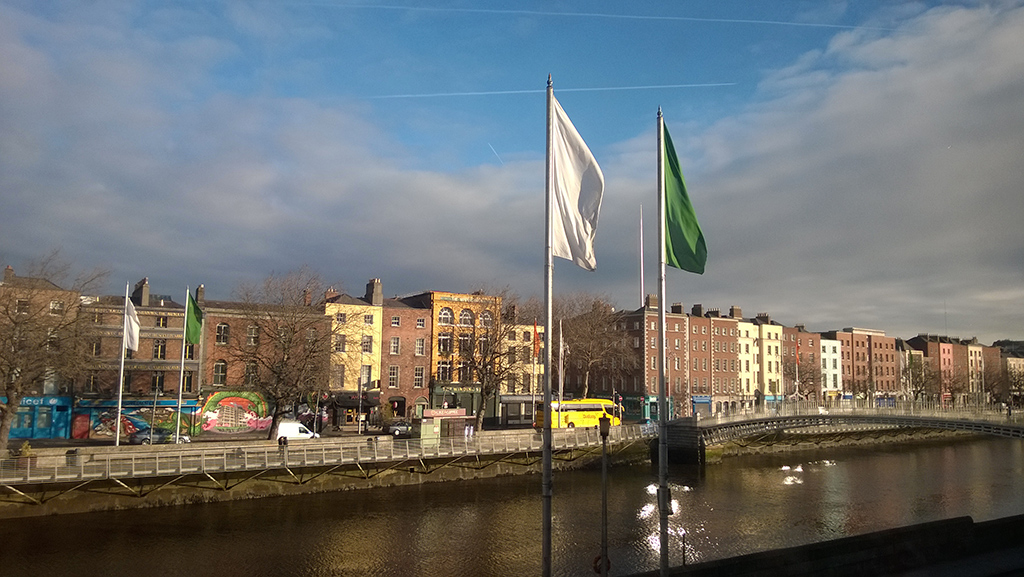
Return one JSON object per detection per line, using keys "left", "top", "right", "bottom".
{"left": 2, "top": 1, "right": 1023, "bottom": 344}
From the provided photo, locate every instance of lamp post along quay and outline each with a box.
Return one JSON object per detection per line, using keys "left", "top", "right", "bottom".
{"left": 599, "top": 415, "right": 611, "bottom": 577}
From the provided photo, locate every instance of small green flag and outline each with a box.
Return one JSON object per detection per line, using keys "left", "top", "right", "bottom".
{"left": 663, "top": 123, "right": 707, "bottom": 274}
{"left": 185, "top": 292, "right": 203, "bottom": 344}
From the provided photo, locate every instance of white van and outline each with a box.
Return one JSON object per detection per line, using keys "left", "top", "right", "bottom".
{"left": 276, "top": 420, "right": 319, "bottom": 441}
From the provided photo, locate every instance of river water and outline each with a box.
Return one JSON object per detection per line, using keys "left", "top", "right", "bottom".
{"left": 3, "top": 436, "right": 1024, "bottom": 577}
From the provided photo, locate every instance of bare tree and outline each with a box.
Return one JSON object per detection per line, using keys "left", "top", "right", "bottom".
{"left": 782, "top": 358, "right": 821, "bottom": 401}
{"left": 1008, "top": 364, "right": 1024, "bottom": 406}
{"left": 227, "top": 268, "right": 335, "bottom": 440}
{"left": 457, "top": 288, "right": 539, "bottom": 432}
{"left": 0, "top": 252, "right": 107, "bottom": 454}
{"left": 557, "top": 294, "right": 633, "bottom": 400}
{"left": 983, "top": 361, "right": 1008, "bottom": 404}
{"left": 946, "top": 367, "right": 971, "bottom": 406}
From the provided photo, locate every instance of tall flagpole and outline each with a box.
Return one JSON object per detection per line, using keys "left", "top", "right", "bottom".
{"left": 115, "top": 282, "right": 129, "bottom": 447}
{"left": 542, "top": 74, "right": 555, "bottom": 577}
{"left": 656, "top": 108, "right": 672, "bottom": 575}
{"left": 639, "top": 205, "right": 645, "bottom": 308}
{"left": 174, "top": 286, "right": 189, "bottom": 443}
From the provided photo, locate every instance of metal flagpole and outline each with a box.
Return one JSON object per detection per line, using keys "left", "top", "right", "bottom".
{"left": 542, "top": 74, "right": 555, "bottom": 577}
{"left": 639, "top": 205, "right": 645, "bottom": 309}
{"left": 115, "top": 282, "right": 129, "bottom": 447}
{"left": 656, "top": 108, "right": 672, "bottom": 575}
{"left": 174, "top": 286, "right": 189, "bottom": 443}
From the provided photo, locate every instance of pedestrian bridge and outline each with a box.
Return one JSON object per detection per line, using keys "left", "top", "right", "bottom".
{"left": 665, "top": 402, "right": 1024, "bottom": 463}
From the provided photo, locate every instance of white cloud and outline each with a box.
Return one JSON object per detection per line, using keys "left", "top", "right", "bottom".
{"left": 0, "top": 1, "right": 1021, "bottom": 344}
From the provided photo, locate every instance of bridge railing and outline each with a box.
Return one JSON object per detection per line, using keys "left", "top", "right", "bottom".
{"left": 0, "top": 424, "right": 655, "bottom": 487}
{"left": 693, "top": 400, "right": 1023, "bottom": 427}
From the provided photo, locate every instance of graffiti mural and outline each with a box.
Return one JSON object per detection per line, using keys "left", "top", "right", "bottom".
{"left": 73, "top": 400, "right": 202, "bottom": 440}
{"left": 200, "top": 391, "right": 272, "bottom": 433}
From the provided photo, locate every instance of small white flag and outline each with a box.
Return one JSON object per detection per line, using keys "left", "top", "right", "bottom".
{"left": 125, "top": 299, "right": 141, "bottom": 351}
{"left": 551, "top": 96, "right": 605, "bottom": 271}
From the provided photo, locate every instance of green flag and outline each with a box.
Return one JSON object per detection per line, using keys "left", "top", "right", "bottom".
{"left": 663, "top": 123, "right": 707, "bottom": 274}
{"left": 185, "top": 292, "right": 203, "bottom": 344}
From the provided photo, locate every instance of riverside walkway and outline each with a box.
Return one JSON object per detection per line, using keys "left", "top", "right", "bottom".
{"left": 0, "top": 424, "right": 656, "bottom": 503}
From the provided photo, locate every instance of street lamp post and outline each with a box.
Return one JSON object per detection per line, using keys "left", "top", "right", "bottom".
{"left": 599, "top": 415, "right": 611, "bottom": 577}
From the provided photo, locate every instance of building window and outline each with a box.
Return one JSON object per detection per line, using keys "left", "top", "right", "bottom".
{"left": 153, "top": 339, "right": 166, "bottom": 360}
{"left": 390, "top": 337, "right": 400, "bottom": 355}
{"left": 335, "top": 312, "right": 347, "bottom": 323}
{"left": 245, "top": 362, "right": 258, "bottom": 385}
{"left": 437, "top": 361, "right": 452, "bottom": 381}
{"left": 91, "top": 341, "right": 102, "bottom": 357}
{"left": 414, "top": 367, "right": 425, "bottom": 388}
{"left": 333, "top": 335, "right": 346, "bottom": 352}
{"left": 480, "top": 311, "right": 493, "bottom": 328}
{"left": 213, "top": 360, "right": 227, "bottom": 385}
{"left": 416, "top": 318, "right": 426, "bottom": 329}
{"left": 85, "top": 372, "right": 100, "bottom": 394}
{"left": 457, "top": 362, "right": 471, "bottom": 382}
{"left": 216, "top": 323, "right": 229, "bottom": 345}
{"left": 459, "top": 309, "right": 474, "bottom": 326}
{"left": 185, "top": 343, "right": 195, "bottom": 360}
{"left": 360, "top": 365, "right": 372, "bottom": 386}
{"left": 391, "top": 316, "right": 401, "bottom": 327}
{"left": 183, "top": 371, "right": 194, "bottom": 393}
{"left": 438, "top": 308, "right": 454, "bottom": 326}
{"left": 247, "top": 325, "right": 259, "bottom": 346}
{"left": 415, "top": 338, "right": 425, "bottom": 356}
{"left": 388, "top": 366, "right": 399, "bottom": 388}
{"left": 156, "top": 316, "right": 168, "bottom": 328}
{"left": 361, "top": 335, "right": 373, "bottom": 353}
{"left": 152, "top": 372, "right": 165, "bottom": 394}
{"left": 363, "top": 314, "right": 374, "bottom": 325}
{"left": 49, "top": 300, "right": 65, "bottom": 315}
{"left": 438, "top": 332, "right": 452, "bottom": 354}
{"left": 459, "top": 334, "right": 472, "bottom": 354}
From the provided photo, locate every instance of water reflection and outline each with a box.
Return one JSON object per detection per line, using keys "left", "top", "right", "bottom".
{"left": 3, "top": 438, "right": 1024, "bottom": 576}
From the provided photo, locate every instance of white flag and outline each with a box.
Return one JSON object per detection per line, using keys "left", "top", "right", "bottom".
{"left": 551, "top": 96, "right": 605, "bottom": 271}
{"left": 125, "top": 299, "right": 141, "bottom": 351}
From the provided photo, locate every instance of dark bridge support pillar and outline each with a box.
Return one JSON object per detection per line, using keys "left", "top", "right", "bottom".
{"left": 651, "top": 417, "right": 705, "bottom": 466}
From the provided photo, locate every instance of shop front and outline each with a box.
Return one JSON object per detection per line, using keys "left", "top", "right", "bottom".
{"left": 3, "top": 396, "right": 73, "bottom": 440}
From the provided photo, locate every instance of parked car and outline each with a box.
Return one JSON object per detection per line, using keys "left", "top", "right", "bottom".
{"left": 382, "top": 421, "right": 412, "bottom": 437}
{"left": 128, "top": 428, "right": 190, "bottom": 445}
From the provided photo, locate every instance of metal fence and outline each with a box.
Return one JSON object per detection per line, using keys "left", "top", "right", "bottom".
{"left": 1, "top": 424, "right": 657, "bottom": 487}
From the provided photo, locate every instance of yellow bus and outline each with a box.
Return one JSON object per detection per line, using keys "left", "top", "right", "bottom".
{"left": 533, "top": 399, "right": 622, "bottom": 429}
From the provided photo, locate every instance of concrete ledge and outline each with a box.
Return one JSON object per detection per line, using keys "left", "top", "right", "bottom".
{"left": 629, "top": 514, "right": 1024, "bottom": 577}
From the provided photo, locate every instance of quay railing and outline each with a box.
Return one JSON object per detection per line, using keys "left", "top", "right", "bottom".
{"left": 697, "top": 400, "right": 1024, "bottom": 428}
{"left": 0, "top": 424, "right": 656, "bottom": 488}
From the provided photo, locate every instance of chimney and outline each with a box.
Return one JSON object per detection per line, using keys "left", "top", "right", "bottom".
{"left": 756, "top": 312, "right": 771, "bottom": 324}
{"left": 303, "top": 289, "right": 312, "bottom": 306}
{"left": 795, "top": 324, "right": 806, "bottom": 332}
{"left": 691, "top": 304, "right": 704, "bottom": 317}
{"left": 3, "top": 265, "right": 13, "bottom": 283}
{"left": 645, "top": 294, "right": 659, "bottom": 310}
{"left": 325, "top": 286, "right": 339, "bottom": 301}
{"left": 365, "top": 278, "right": 383, "bottom": 306}
{"left": 196, "top": 284, "right": 205, "bottom": 304}
{"left": 729, "top": 306, "right": 742, "bottom": 319}
{"left": 132, "top": 277, "right": 150, "bottom": 306}
{"left": 671, "top": 303, "right": 684, "bottom": 314}
{"left": 707, "top": 308, "right": 721, "bottom": 318}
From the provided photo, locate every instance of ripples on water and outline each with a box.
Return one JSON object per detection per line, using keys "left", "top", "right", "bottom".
{"left": 3, "top": 437, "right": 1024, "bottom": 576}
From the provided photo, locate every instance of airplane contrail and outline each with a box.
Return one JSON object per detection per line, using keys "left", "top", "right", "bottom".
{"left": 369, "top": 82, "right": 737, "bottom": 99}
{"left": 294, "top": 3, "right": 896, "bottom": 32}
